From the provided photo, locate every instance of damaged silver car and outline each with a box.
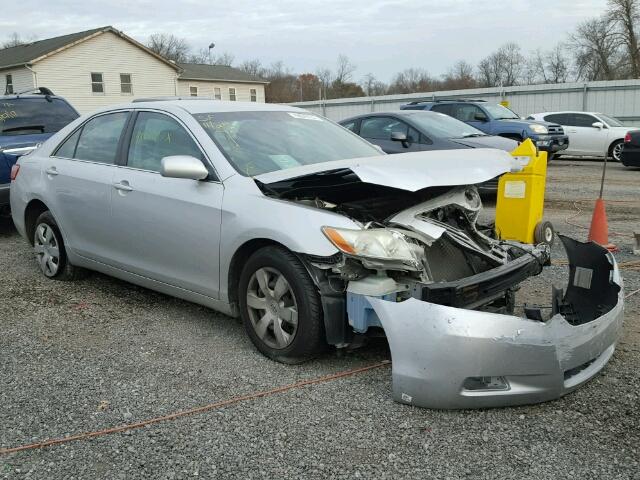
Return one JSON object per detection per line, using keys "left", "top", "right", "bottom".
{"left": 10, "top": 100, "right": 624, "bottom": 409}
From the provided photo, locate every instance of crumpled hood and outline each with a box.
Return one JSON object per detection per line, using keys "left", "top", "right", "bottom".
{"left": 254, "top": 148, "right": 515, "bottom": 192}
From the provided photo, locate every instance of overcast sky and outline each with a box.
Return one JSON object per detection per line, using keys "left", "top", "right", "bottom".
{"left": 2, "top": 0, "right": 607, "bottom": 82}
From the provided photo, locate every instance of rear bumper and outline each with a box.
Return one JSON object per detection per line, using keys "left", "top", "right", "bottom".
{"left": 621, "top": 149, "right": 640, "bottom": 167}
{"left": 366, "top": 237, "right": 623, "bottom": 409}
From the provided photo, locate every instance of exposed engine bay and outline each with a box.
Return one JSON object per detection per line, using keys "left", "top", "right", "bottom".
{"left": 256, "top": 169, "right": 549, "bottom": 333}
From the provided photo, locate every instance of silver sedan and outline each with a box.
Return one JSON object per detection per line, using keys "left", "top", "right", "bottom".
{"left": 10, "top": 99, "right": 623, "bottom": 409}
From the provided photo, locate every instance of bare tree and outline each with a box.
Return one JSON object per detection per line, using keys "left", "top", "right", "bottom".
{"left": 315, "top": 67, "right": 333, "bottom": 99}
{"left": 189, "top": 48, "right": 235, "bottom": 65}
{"left": 238, "top": 59, "right": 264, "bottom": 77}
{"left": 1, "top": 32, "right": 35, "bottom": 49}
{"left": 388, "top": 68, "right": 438, "bottom": 94}
{"left": 477, "top": 43, "right": 526, "bottom": 87}
{"left": 360, "top": 73, "right": 388, "bottom": 96}
{"left": 334, "top": 54, "right": 356, "bottom": 84}
{"left": 527, "top": 44, "right": 571, "bottom": 84}
{"left": 607, "top": 0, "right": 640, "bottom": 77}
{"left": 442, "top": 60, "right": 477, "bottom": 89}
{"left": 570, "top": 17, "right": 623, "bottom": 80}
{"left": 147, "top": 33, "right": 190, "bottom": 63}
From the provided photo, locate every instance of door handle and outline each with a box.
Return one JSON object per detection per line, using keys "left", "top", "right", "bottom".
{"left": 113, "top": 181, "right": 133, "bottom": 192}
{"left": 45, "top": 167, "right": 58, "bottom": 176}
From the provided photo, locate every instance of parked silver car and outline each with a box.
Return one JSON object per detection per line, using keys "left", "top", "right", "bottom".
{"left": 10, "top": 100, "right": 624, "bottom": 409}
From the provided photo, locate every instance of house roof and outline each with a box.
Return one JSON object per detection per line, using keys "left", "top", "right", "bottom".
{"left": 0, "top": 26, "right": 180, "bottom": 71}
{"left": 178, "top": 63, "right": 269, "bottom": 84}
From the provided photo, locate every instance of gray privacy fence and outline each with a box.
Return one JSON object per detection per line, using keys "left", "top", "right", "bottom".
{"left": 289, "top": 79, "right": 640, "bottom": 125}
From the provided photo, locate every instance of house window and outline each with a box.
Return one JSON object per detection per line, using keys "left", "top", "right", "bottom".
{"left": 250, "top": 88, "right": 257, "bottom": 102}
{"left": 190, "top": 86, "right": 198, "bottom": 97}
{"left": 91, "top": 73, "right": 104, "bottom": 94}
{"left": 5, "top": 74, "right": 13, "bottom": 94}
{"left": 120, "top": 73, "right": 132, "bottom": 94}
{"left": 229, "top": 87, "right": 237, "bottom": 101}
{"left": 214, "top": 87, "right": 221, "bottom": 100}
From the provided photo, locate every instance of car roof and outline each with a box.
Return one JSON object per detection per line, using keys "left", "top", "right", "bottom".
{"left": 340, "top": 110, "right": 443, "bottom": 122}
{"left": 532, "top": 111, "right": 601, "bottom": 115}
{"left": 82, "top": 99, "right": 306, "bottom": 117}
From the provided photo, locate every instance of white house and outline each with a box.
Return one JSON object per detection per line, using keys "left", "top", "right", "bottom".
{"left": 0, "top": 26, "right": 268, "bottom": 113}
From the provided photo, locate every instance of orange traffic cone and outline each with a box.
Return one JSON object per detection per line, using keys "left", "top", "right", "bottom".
{"left": 588, "top": 198, "right": 618, "bottom": 251}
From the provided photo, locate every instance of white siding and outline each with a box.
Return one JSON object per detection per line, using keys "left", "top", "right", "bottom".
{"left": 177, "top": 80, "right": 265, "bottom": 102}
{"left": 1, "top": 67, "right": 34, "bottom": 94}
{"left": 33, "top": 31, "right": 178, "bottom": 114}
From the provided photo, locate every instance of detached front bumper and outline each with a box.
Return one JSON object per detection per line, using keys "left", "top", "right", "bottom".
{"left": 367, "top": 237, "right": 624, "bottom": 409}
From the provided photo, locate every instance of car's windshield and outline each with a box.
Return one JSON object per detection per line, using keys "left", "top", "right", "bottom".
{"left": 0, "top": 98, "right": 79, "bottom": 136}
{"left": 598, "top": 113, "right": 624, "bottom": 127}
{"left": 408, "top": 112, "right": 486, "bottom": 138}
{"left": 194, "top": 111, "right": 382, "bottom": 176}
{"left": 483, "top": 104, "right": 520, "bottom": 120}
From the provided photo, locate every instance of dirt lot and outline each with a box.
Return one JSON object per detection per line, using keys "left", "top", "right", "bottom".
{"left": 1, "top": 159, "right": 639, "bottom": 479}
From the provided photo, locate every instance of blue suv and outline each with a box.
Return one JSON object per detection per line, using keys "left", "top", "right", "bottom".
{"left": 0, "top": 88, "right": 79, "bottom": 212}
{"left": 401, "top": 99, "right": 569, "bottom": 156}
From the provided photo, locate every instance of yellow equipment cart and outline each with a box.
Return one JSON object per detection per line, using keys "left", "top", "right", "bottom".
{"left": 495, "top": 139, "right": 555, "bottom": 245}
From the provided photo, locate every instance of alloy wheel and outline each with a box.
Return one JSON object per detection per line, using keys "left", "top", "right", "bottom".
{"left": 612, "top": 143, "right": 623, "bottom": 161}
{"left": 246, "top": 267, "right": 298, "bottom": 349}
{"left": 34, "top": 223, "right": 61, "bottom": 277}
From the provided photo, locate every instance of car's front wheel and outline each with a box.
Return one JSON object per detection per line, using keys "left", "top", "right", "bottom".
{"left": 33, "top": 211, "right": 84, "bottom": 280}
{"left": 238, "top": 246, "right": 325, "bottom": 363}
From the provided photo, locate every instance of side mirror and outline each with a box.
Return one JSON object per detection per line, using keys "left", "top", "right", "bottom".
{"left": 391, "top": 131, "right": 410, "bottom": 147}
{"left": 474, "top": 113, "right": 488, "bottom": 122}
{"left": 160, "top": 155, "right": 209, "bottom": 180}
{"left": 592, "top": 121, "right": 604, "bottom": 129}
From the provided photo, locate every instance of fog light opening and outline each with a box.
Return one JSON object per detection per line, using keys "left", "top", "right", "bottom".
{"left": 463, "top": 376, "right": 510, "bottom": 392}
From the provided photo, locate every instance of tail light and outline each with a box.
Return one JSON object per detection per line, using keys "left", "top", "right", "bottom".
{"left": 10, "top": 164, "right": 20, "bottom": 181}
{"left": 624, "top": 132, "right": 631, "bottom": 143}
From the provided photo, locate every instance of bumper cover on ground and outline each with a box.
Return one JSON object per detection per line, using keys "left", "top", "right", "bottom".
{"left": 369, "top": 237, "right": 623, "bottom": 409}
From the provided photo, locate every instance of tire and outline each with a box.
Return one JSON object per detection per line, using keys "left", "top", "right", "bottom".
{"left": 609, "top": 140, "right": 624, "bottom": 162}
{"left": 534, "top": 220, "right": 555, "bottom": 246}
{"left": 33, "top": 211, "right": 85, "bottom": 281}
{"left": 238, "top": 245, "right": 325, "bottom": 363}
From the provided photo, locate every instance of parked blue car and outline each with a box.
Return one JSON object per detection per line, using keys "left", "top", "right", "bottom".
{"left": 401, "top": 99, "right": 569, "bottom": 157}
{"left": 1, "top": 88, "right": 79, "bottom": 212}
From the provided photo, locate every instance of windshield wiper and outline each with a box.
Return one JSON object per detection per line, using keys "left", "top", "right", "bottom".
{"left": 461, "top": 133, "right": 487, "bottom": 138}
{"left": 2, "top": 125, "right": 45, "bottom": 133}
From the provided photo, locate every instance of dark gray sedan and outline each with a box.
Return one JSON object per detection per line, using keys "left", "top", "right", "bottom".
{"left": 340, "top": 110, "right": 518, "bottom": 154}
{"left": 340, "top": 111, "right": 518, "bottom": 192}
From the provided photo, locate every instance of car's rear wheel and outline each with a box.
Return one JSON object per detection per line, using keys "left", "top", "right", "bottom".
{"left": 609, "top": 140, "right": 624, "bottom": 162}
{"left": 238, "top": 246, "right": 325, "bottom": 363}
{"left": 33, "top": 211, "right": 84, "bottom": 280}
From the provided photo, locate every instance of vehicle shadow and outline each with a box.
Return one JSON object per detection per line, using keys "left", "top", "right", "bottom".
{"left": 0, "top": 215, "right": 16, "bottom": 237}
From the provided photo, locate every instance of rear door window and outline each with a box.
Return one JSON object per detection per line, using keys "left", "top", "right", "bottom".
{"left": 568, "top": 113, "right": 598, "bottom": 127}
{"left": 360, "top": 117, "right": 408, "bottom": 139}
{"left": 0, "top": 98, "right": 78, "bottom": 136}
{"left": 430, "top": 104, "right": 454, "bottom": 116}
{"left": 74, "top": 112, "right": 128, "bottom": 164}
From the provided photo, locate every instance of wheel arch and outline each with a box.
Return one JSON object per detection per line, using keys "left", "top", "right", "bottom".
{"left": 24, "top": 199, "right": 50, "bottom": 246}
{"left": 227, "top": 238, "right": 288, "bottom": 311}
{"left": 608, "top": 138, "right": 624, "bottom": 156}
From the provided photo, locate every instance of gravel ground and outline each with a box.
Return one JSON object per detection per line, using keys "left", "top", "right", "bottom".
{"left": 1, "top": 159, "right": 639, "bottom": 479}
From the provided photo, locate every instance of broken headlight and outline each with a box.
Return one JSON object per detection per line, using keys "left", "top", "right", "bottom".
{"left": 322, "top": 226, "right": 423, "bottom": 268}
